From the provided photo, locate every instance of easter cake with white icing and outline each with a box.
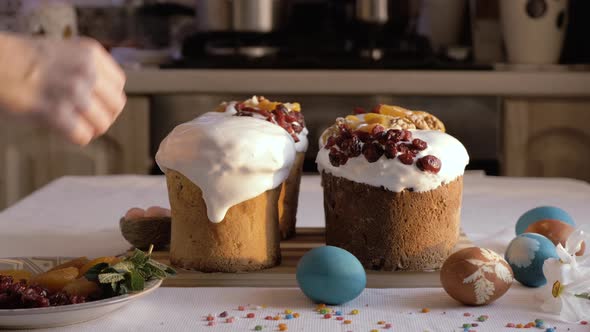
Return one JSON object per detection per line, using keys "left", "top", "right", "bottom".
{"left": 316, "top": 105, "right": 469, "bottom": 271}
{"left": 215, "top": 96, "right": 308, "bottom": 239}
{"left": 156, "top": 98, "right": 303, "bottom": 272}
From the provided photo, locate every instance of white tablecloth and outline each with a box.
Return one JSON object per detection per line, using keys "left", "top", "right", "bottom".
{"left": 3, "top": 287, "right": 589, "bottom": 332}
{"left": 0, "top": 173, "right": 589, "bottom": 331}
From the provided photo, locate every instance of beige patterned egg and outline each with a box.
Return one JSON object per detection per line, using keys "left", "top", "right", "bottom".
{"left": 440, "top": 247, "right": 514, "bottom": 306}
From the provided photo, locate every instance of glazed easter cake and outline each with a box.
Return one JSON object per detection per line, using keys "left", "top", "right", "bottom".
{"left": 317, "top": 105, "right": 469, "bottom": 271}
{"left": 215, "top": 96, "right": 308, "bottom": 239}
{"left": 156, "top": 101, "right": 300, "bottom": 272}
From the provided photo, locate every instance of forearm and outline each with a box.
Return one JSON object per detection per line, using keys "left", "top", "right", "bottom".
{"left": 0, "top": 32, "right": 37, "bottom": 116}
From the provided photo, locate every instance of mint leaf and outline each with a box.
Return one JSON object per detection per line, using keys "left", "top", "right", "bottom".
{"left": 98, "top": 272, "right": 125, "bottom": 284}
{"left": 128, "top": 249, "right": 149, "bottom": 266}
{"left": 147, "top": 259, "right": 176, "bottom": 276}
{"left": 85, "top": 262, "right": 110, "bottom": 281}
{"left": 125, "top": 271, "right": 145, "bottom": 291}
{"left": 143, "top": 263, "right": 167, "bottom": 279}
{"left": 111, "top": 261, "right": 134, "bottom": 273}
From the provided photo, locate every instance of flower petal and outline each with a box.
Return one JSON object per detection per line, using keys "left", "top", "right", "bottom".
{"left": 540, "top": 295, "right": 562, "bottom": 314}
{"left": 559, "top": 295, "right": 590, "bottom": 322}
{"left": 565, "top": 275, "right": 590, "bottom": 294}
{"left": 565, "top": 228, "right": 586, "bottom": 256}
{"left": 556, "top": 244, "right": 573, "bottom": 264}
{"left": 543, "top": 258, "right": 565, "bottom": 283}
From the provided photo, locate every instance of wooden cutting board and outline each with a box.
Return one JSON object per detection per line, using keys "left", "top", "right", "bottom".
{"left": 152, "top": 228, "right": 473, "bottom": 288}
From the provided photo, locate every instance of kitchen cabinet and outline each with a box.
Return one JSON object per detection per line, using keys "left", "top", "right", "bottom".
{"left": 503, "top": 98, "right": 590, "bottom": 182}
{"left": 0, "top": 97, "right": 150, "bottom": 210}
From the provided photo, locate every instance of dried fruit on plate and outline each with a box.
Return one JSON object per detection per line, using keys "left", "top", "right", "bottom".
{"left": 48, "top": 257, "right": 90, "bottom": 273}
{"left": 29, "top": 267, "right": 79, "bottom": 293}
{"left": 0, "top": 270, "right": 32, "bottom": 282}
{"left": 62, "top": 277, "right": 102, "bottom": 298}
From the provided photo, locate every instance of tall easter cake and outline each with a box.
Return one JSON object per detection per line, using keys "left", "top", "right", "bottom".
{"left": 316, "top": 105, "right": 469, "bottom": 271}
{"left": 215, "top": 96, "right": 308, "bottom": 239}
{"left": 156, "top": 110, "right": 297, "bottom": 272}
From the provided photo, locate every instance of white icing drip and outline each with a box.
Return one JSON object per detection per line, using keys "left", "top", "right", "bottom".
{"left": 156, "top": 112, "right": 296, "bottom": 223}
{"left": 316, "top": 129, "right": 469, "bottom": 192}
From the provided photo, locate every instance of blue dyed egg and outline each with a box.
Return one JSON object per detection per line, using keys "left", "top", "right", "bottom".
{"left": 296, "top": 246, "right": 366, "bottom": 305}
{"left": 505, "top": 233, "right": 558, "bottom": 287}
{"left": 515, "top": 206, "right": 574, "bottom": 235}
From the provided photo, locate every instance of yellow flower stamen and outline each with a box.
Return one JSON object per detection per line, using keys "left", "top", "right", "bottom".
{"left": 552, "top": 281, "right": 563, "bottom": 298}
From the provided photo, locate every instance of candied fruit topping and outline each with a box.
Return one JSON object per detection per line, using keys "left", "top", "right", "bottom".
{"left": 398, "top": 152, "right": 414, "bottom": 165}
{"left": 368, "top": 104, "right": 445, "bottom": 132}
{"left": 321, "top": 114, "right": 442, "bottom": 173}
{"left": 225, "top": 96, "right": 305, "bottom": 142}
{"left": 362, "top": 142, "right": 384, "bottom": 163}
{"left": 375, "top": 104, "right": 409, "bottom": 118}
{"left": 416, "top": 155, "right": 441, "bottom": 174}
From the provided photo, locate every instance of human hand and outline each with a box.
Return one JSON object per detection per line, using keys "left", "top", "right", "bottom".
{"left": 0, "top": 34, "right": 126, "bottom": 145}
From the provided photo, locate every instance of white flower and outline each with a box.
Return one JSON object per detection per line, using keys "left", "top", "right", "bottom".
{"left": 507, "top": 236, "right": 540, "bottom": 268}
{"left": 538, "top": 228, "right": 590, "bottom": 322}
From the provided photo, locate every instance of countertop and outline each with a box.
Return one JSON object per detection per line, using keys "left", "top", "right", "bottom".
{"left": 124, "top": 69, "right": 590, "bottom": 97}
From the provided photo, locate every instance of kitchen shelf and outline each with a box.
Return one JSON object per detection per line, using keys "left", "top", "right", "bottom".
{"left": 125, "top": 69, "right": 590, "bottom": 97}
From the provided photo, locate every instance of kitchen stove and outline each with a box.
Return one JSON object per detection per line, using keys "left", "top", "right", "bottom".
{"left": 164, "top": 0, "right": 492, "bottom": 70}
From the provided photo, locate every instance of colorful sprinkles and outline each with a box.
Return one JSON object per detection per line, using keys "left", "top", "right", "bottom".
{"left": 201, "top": 303, "right": 577, "bottom": 331}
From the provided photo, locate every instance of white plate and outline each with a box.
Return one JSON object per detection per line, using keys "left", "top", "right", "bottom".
{"left": 0, "top": 257, "right": 162, "bottom": 330}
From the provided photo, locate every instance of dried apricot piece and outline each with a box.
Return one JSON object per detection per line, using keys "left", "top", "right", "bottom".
{"left": 364, "top": 113, "right": 390, "bottom": 126}
{"left": 377, "top": 104, "right": 410, "bottom": 117}
{"left": 63, "top": 277, "right": 102, "bottom": 298}
{"left": 0, "top": 270, "right": 32, "bottom": 282}
{"left": 48, "top": 257, "right": 90, "bottom": 275}
{"left": 30, "top": 267, "right": 78, "bottom": 292}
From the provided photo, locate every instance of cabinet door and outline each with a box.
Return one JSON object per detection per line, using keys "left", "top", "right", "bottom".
{"left": 0, "top": 122, "right": 54, "bottom": 208}
{"left": 503, "top": 98, "right": 590, "bottom": 181}
{"left": 0, "top": 96, "right": 150, "bottom": 209}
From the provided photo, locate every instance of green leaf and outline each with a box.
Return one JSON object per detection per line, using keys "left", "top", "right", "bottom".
{"left": 84, "top": 262, "right": 110, "bottom": 281}
{"left": 125, "top": 271, "right": 145, "bottom": 291}
{"left": 143, "top": 264, "right": 167, "bottom": 279}
{"left": 136, "top": 267, "right": 150, "bottom": 279}
{"left": 147, "top": 259, "right": 176, "bottom": 276}
{"left": 98, "top": 272, "right": 125, "bottom": 284}
{"left": 111, "top": 261, "right": 135, "bottom": 273}
{"left": 127, "top": 249, "right": 149, "bottom": 266}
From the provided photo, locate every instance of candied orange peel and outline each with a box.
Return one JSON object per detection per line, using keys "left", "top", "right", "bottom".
{"left": 321, "top": 105, "right": 444, "bottom": 145}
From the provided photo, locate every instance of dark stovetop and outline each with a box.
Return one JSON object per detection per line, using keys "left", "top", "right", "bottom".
{"left": 164, "top": 31, "right": 493, "bottom": 70}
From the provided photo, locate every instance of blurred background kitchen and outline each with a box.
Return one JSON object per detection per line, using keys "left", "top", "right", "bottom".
{"left": 0, "top": 0, "right": 589, "bottom": 210}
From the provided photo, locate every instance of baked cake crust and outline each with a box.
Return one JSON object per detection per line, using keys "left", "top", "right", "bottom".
{"left": 167, "top": 170, "right": 281, "bottom": 272}
{"left": 322, "top": 172, "right": 463, "bottom": 271}
{"left": 278, "top": 152, "right": 305, "bottom": 239}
